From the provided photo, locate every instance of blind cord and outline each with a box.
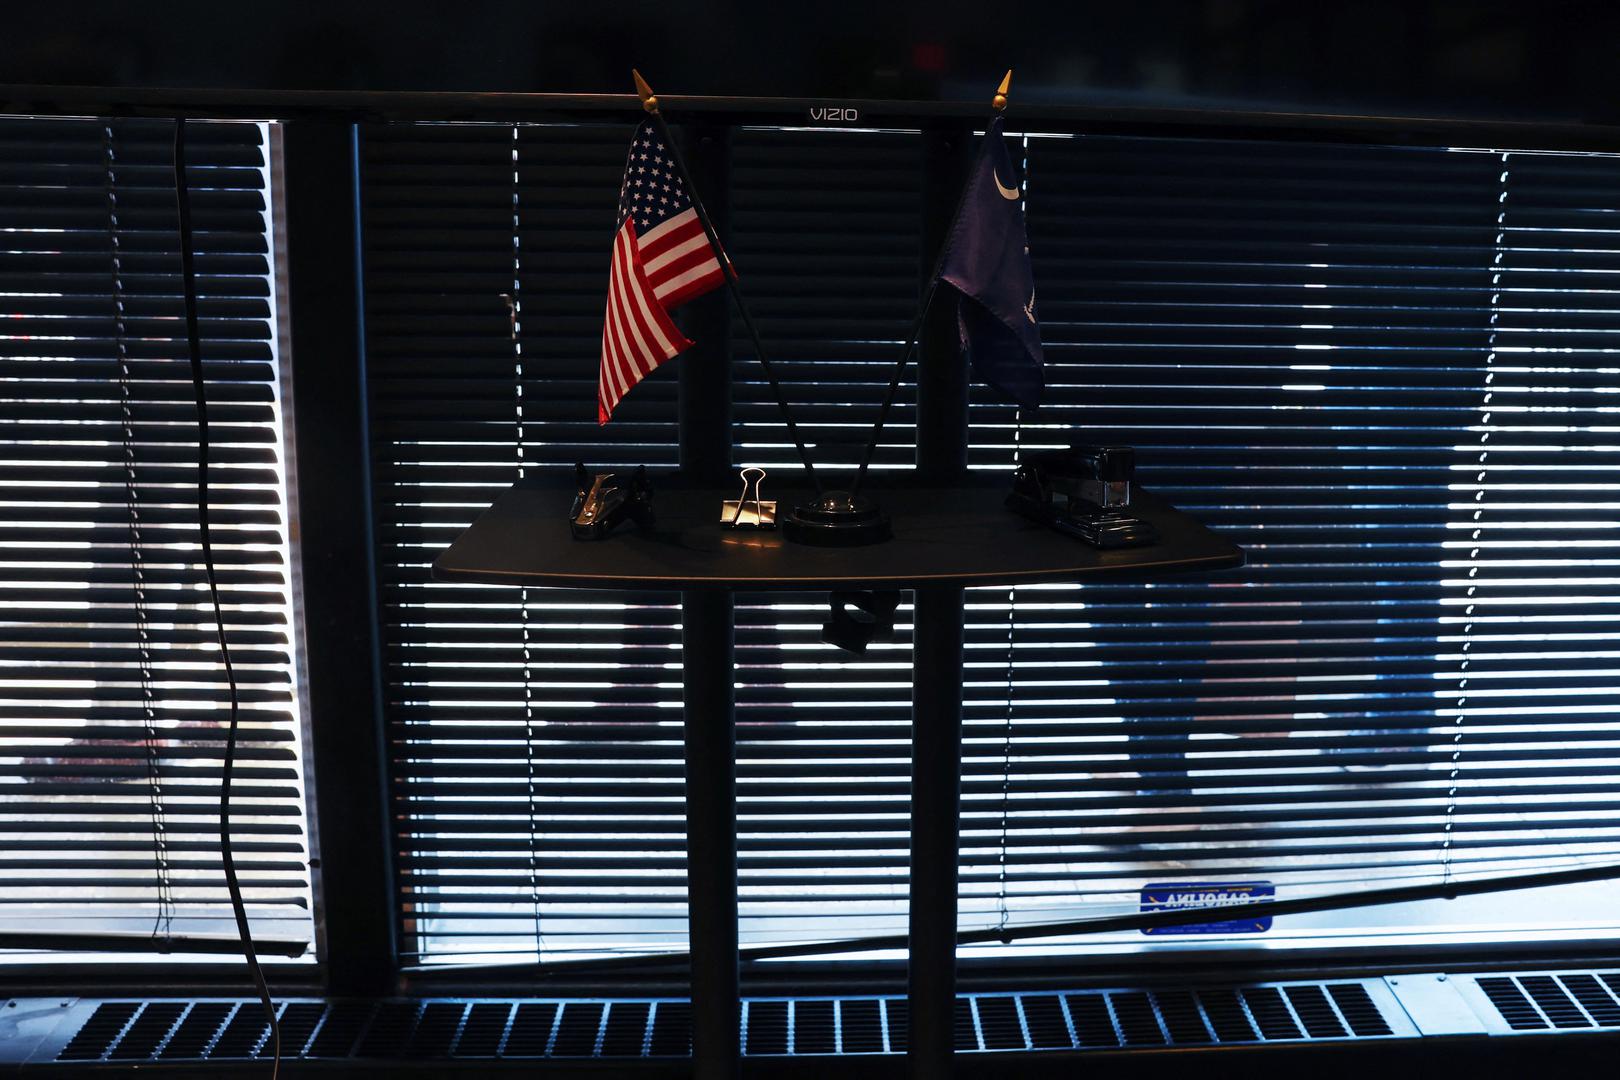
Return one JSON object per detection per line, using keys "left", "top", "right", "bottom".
{"left": 1447, "top": 151, "right": 1510, "bottom": 887}
{"left": 106, "top": 122, "right": 174, "bottom": 941}
{"left": 998, "top": 409, "right": 1022, "bottom": 936}
{"left": 508, "top": 122, "right": 545, "bottom": 962}
{"left": 997, "top": 149, "right": 1031, "bottom": 936}
{"left": 174, "top": 118, "right": 280, "bottom": 1079}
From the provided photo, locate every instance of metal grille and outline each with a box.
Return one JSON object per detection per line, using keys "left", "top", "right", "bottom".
{"left": 39, "top": 971, "right": 1620, "bottom": 1063}
{"left": 1472, "top": 971, "right": 1620, "bottom": 1031}
{"left": 39, "top": 979, "right": 1405, "bottom": 1064}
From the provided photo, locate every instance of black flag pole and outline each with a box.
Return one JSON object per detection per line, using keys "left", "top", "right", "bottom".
{"left": 633, "top": 70, "right": 823, "bottom": 496}
{"left": 845, "top": 69, "right": 1013, "bottom": 504}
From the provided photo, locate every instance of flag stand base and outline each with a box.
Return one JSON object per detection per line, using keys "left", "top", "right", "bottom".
{"left": 782, "top": 491, "right": 892, "bottom": 547}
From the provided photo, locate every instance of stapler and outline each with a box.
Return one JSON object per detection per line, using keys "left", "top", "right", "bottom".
{"left": 1006, "top": 446, "right": 1159, "bottom": 549}
{"left": 570, "top": 464, "right": 654, "bottom": 540}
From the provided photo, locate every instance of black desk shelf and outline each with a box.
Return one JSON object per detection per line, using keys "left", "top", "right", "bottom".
{"left": 435, "top": 479, "right": 1242, "bottom": 1079}
{"left": 436, "top": 483, "right": 1240, "bottom": 591}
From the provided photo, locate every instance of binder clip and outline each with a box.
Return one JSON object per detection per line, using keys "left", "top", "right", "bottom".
{"left": 720, "top": 466, "right": 776, "bottom": 529}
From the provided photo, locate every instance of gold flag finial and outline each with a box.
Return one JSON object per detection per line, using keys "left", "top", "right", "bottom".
{"left": 632, "top": 69, "right": 659, "bottom": 114}
{"left": 992, "top": 69, "right": 1012, "bottom": 112}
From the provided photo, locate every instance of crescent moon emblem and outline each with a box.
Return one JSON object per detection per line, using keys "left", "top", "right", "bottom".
{"left": 993, "top": 169, "right": 1022, "bottom": 201}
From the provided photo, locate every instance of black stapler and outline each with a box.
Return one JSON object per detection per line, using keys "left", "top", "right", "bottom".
{"left": 569, "top": 464, "right": 654, "bottom": 541}
{"left": 1006, "top": 446, "right": 1159, "bottom": 549}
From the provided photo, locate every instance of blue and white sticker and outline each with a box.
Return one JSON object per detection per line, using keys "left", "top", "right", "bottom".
{"left": 1139, "top": 882, "right": 1274, "bottom": 935}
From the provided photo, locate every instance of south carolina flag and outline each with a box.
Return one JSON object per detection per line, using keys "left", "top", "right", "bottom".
{"left": 937, "top": 116, "right": 1044, "bottom": 410}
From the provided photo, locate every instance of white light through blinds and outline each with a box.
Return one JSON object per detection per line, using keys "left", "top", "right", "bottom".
{"left": 366, "top": 120, "right": 1620, "bottom": 967}
{"left": 0, "top": 117, "right": 312, "bottom": 964}
{"left": 362, "top": 123, "right": 687, "bottom": 966}
{"left": 962, "top": 135, "right": 1620, "bottom": 957}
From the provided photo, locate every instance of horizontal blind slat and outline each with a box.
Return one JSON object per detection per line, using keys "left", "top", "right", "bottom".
{"left": 0, "top": 115, "right": 311, "bottom": 966}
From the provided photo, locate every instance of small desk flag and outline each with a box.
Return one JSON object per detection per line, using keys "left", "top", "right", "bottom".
{"left": 938, "top": 116, "right": 1044, "bottom": 410}
{"left": 598, "top": 120, "right": 726, "bottom": 424}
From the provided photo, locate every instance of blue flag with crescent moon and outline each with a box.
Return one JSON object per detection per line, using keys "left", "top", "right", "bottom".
{"left": 937, "top": 115, "right": 1044, "bottom": 409}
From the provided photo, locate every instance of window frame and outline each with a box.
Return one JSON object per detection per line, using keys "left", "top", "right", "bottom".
{"left": 4, "top": 89, "right": 1620, "bottom": 996}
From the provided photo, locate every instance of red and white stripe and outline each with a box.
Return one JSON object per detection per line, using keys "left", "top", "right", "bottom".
{"left": 640, "top": 207, "right": 724, "bottom": 308}
{"left": 598, "top": 208, "right": 723, "bottom": 424}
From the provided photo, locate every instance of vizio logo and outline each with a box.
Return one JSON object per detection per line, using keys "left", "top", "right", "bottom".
{"left": 809, "top": 106, "right": 860, "bottom": 123}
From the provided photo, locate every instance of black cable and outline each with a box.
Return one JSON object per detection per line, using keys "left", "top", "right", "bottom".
{"left": 174, "top": 117, "right": 281, "bottom": 1078}
{"left": 475, "top": 854, "right": 1620, "bottom": 976}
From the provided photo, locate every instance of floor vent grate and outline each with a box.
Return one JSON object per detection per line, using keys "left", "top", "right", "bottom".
{"left": 1328, "top": 982, "right": 1392, "bottom": 1036}
{"left": 105, "top": 1002, "right": 184, "bottom": 1061}
{"left": 30, "top": 970, "right": 1620, "bottom": 1064}
{"left": 1562, "top": 975, "right": 1620, "bottom": 1027}
{"left": 55, "top": 1002, "right": 138, "bottom": 1062}
{"left": 1471, "top": 971, "right": 1620, "bottom": 1033}
{"left": 22, "top": 978, "right": 1414, "bottom": 1064}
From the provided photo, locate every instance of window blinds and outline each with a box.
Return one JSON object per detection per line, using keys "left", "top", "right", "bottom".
{"left": 726, "top": 128, "right": 924, "bottom": 953}
{"left": 363, "top": 119, "right": 1620, "bottom": 968}
{"left": 961, "top": 134, "right": 1620, "bottom": 955}
{"left": 362, "top": 123, "right": 686, "bottom": 966}
{"left": 363, "top": 123, "right": 937, "bottom": 966}
{"left": 0, "top": 117, "right": 312, "bottom": 963}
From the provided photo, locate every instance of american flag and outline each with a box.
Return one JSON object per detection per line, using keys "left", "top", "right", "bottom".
{"left": 597, "top": 119, "right": 725, "bottom": 423}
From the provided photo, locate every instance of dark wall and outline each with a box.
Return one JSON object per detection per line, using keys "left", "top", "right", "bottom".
{"left": 3, "top": 0, "right": 1618, "bottom": 124}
